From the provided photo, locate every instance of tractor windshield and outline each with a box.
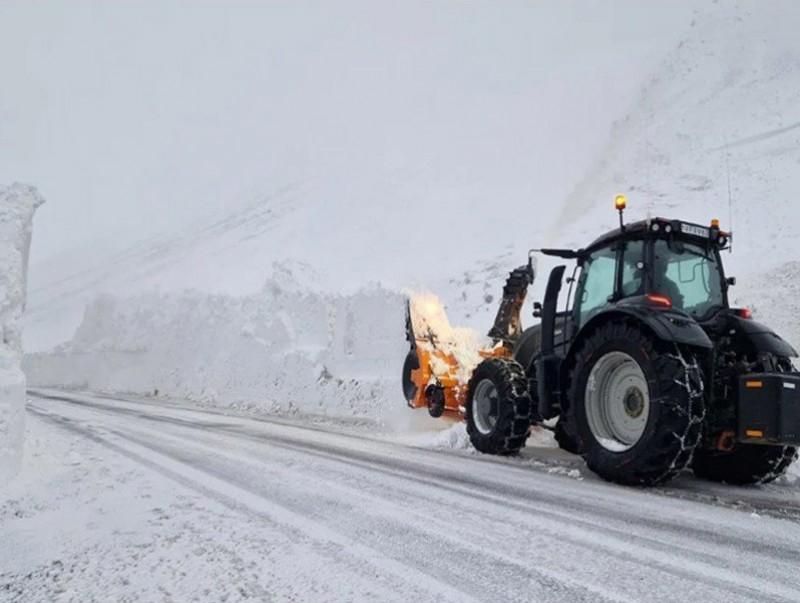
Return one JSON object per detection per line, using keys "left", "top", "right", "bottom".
{"left": 652, "top": 239, "right": 724, "bottom": 319}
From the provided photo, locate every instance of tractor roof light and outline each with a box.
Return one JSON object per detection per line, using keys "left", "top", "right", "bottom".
{"left": 711, "top": 218, "right": 721, "bottom": 229}
{"left": 646, "top": 293, "right": 673, "bottom": 309}
{"left": 615, "top": 194, "right": 627, "bottom": 229}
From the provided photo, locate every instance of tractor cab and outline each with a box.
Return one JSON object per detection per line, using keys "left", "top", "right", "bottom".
{"left": 573, "top": 213, "right": 732, "bottom": 327}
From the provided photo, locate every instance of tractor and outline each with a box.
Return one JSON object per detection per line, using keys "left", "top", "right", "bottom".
{"left": 403, "top": 196, "right": 799, "bottom": 486}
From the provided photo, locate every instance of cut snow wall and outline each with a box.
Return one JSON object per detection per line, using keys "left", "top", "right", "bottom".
{"left": 1, "top": 184, "right": 44, "bottom": 484}
{"left": 25, "top": 276, "right": 409, "bottom": 420}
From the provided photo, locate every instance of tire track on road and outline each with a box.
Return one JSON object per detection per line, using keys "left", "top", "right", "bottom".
{"left": 27, "top": 395, "right": 800, "bottom": 603}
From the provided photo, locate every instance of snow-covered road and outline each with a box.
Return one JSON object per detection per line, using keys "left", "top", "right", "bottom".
{"left": 4, "top": 391, "right": 800, "bottom": 602}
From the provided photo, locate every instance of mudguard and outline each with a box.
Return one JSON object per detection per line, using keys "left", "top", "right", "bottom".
{"left": 513, "top": 325, "right": 542, "bottom": 374}
{"left": 731, "top": 316, "right": 798, "bottom": 358}
{"left": 576, "top": 306, "right": 713, "bottom": 352}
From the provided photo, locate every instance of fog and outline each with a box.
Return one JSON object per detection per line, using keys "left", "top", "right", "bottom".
{"left": 2, "top": 1, "right": 697, "bottom": 269}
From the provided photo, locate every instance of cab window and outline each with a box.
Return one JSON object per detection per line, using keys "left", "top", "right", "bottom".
{"left": 620, "top": 240, "right": 645, "bottom": 297}
{"left": 652, "top": 239, "right": 724, "bottom": 319}
{"left": 576, "top": 246, "right": 617, "bottom": 325}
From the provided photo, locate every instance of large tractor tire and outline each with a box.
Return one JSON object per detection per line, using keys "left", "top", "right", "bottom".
{"left": 692, "top": 353, "right": 798, "bottom": 484}
{"left": 569, "top": 322, "right": 705, "bottom": 486}
{"left": 466, "top": 357, "right": 532, "bottom": 455}
{"left": 554, "top": 418, "right": 582, "bottom": 454}
{"left": 692, "top": 445, "right": 797, "bottom": 485}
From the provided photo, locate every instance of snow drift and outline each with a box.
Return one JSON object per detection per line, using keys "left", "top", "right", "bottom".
{"left": 25, "top": 264, "right": 408, "bottom": 419}
{"left": 1, "top": 183, "right": 43, "bottom": 483}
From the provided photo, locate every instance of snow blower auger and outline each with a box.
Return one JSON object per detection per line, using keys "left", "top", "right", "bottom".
{"left": 403, "top": 261, "right": 536, "bottom": 455}
{"left": 402, "top": 195, "right": 800, "bottom": 486}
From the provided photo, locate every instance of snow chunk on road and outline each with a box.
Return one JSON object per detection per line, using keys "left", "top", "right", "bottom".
{"left": 395, "top": 421, "right": 473, "bottom": 451}
{"left": 0, "top": 184, "right": 44, "bottom": 484}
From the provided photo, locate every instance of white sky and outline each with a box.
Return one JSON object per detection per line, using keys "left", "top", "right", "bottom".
{"left": 2, "top": 1, "right": 700, "bottom": 269}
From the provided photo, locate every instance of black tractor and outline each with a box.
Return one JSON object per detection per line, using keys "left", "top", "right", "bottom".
{"left": 465, "top": 197, "right": 799, "bottom": 486}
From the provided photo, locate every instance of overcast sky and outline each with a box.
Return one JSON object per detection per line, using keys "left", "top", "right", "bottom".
{"left": 2, "top": 1, "right": 699, "bottom": 270}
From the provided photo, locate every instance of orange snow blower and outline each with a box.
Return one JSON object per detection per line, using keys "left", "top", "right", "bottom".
{"left": 402, "top": 261, "right": 535, "bottom": 420}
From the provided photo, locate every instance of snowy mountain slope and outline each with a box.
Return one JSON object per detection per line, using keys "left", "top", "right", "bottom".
{"left": 552, "top": 1, "right": 800, "bottom": 277}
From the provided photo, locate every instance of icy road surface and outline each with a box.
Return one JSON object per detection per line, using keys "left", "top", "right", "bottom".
{"left": 4, "top": 391, "right": 800, "bottom": 602}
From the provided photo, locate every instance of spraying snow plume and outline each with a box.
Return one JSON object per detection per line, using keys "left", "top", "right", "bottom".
{"left": 408, "top": 292, "right": 488, "bottom": 386}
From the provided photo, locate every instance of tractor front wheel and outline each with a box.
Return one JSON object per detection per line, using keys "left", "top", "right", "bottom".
{"left": 466, "top": 358, "right": 532, "bottom": 455}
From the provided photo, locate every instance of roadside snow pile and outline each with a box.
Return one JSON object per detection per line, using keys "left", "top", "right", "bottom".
{"left": 24, "top": 265, "right": 408, "bottom": 419}
{"left": 394, "top": 422, "right": 473, "bottom": 451}
{"left": 0, "top": 184, "right": 43, "bottom": 484}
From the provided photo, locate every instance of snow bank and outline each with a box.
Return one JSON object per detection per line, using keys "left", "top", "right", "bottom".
{"left": 1, "top": 184, "right": 43, "bottom": 484}
{"left": 25, "top": 265, "right": 408, "bottom": 419}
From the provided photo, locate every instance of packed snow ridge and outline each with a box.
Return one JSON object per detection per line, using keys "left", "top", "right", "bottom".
{"left": 25, "top": 263, "right": 409, "bottom": 420}
{"left": 0, "top": 183, "right": 43, "bottom": 483}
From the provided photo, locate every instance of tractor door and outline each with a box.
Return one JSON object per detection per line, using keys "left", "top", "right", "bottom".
{"left": 536, "top": 265, "right": 567, "bottom": 418}
{"left": 573, "top": 239, "right": 645, "bottom": 328}
{"left": 535, "top": 240, "right": 645, "bottom": 419}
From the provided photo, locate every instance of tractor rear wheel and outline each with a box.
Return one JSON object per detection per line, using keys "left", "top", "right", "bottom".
{"left": 692, "top": 444, "right": 798, "bottom": 485}
{"left": 554, "top": 418, "right": 582, "bottom": 454}
{"left": 466, "top": 358, "right": 532, "bottom": 455}
{"left": 692, "top": 353, "right": 798, "bottom": 484}
{"left": 569, "top": 322, "right": 705, "bottom": 486}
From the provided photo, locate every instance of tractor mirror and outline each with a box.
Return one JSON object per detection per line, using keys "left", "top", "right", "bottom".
{"left": 726, "top": 276, "right": 737, "bottom": 287}
{"left": 533, "top": 301, "right": 543, "bottom": 318}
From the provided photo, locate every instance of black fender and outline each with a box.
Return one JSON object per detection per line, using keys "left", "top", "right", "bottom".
{"left": 575, "top": 306, "right": 713, "bottom": 353}
{"left": 731, "top": 316, "right": 798, "bottom": 358}
{"left": 512, "top": 324, "right": 541, "bottom": 374}
{"left": 558, "top": 306, "right": 712, "bottom": 414}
